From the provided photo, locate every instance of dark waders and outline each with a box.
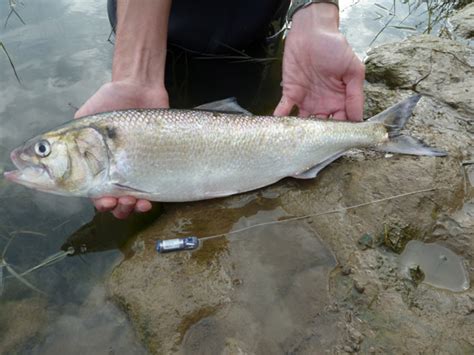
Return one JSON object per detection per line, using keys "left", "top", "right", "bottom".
{"left": 107, "top": 0, "right": 289, "bottom": 112}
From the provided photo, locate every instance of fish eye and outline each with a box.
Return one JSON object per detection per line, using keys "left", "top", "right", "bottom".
{"left": 34, "top": 140, "right": 51, "bottom": 158}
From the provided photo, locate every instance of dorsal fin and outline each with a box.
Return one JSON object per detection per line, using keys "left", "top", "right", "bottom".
{"left": 194, "top": 97, "right": 252, "bottom": 115}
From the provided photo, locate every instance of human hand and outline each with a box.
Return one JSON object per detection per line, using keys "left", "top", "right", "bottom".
{"left": 75, "top": 80, "right": 169, "bottom": 219}
{"left": 274, "top": 3, "right": 365, "bottom": 121}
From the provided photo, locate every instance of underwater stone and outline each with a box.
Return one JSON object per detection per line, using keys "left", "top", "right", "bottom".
{"left": 398, "top": 240, "right": 470, "bottom": 292}
{"left": 357, "top": 233, "right": 374, "bottom": 250}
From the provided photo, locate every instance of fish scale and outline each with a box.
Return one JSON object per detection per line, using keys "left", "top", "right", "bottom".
{"left": 4, "top": 96, "right": 446, "bottom": 201}
{"left": 91, "top": 109, "right": 385, "bottom": 201}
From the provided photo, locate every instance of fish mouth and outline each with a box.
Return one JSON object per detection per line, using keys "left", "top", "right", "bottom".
{"left": 4, "top": 148, "right": 25, "bottom": 182}
{"left": 4, "top": 169, "right": 23, "bottom": 182}
{"left": 9, "top": 147, "right": 33, "bottom": 170}
{"left": 5, "top": 148, "right": 34, "bottom": 177}
{"left": 3, "top": 148, "right": 50, "bottom": 188}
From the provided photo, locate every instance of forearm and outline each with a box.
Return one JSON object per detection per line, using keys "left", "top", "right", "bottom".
{"left": 113, "top": 0, "right": 172, "bottom": 86}
{"left": 291, "top": 3, "right": 339, "bottom": 32}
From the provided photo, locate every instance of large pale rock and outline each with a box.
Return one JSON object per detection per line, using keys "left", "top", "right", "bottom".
{"left": 365, "top": 35, "right": 474, "bottom": 118}
{"left": 450, "top": 3, "right": 474, "bottom": 41}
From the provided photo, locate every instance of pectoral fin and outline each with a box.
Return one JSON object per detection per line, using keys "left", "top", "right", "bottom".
{"left": 112, "top": 182, "right": 149, "bottom": 194}
{"left": 108, "top": 169, "right": 151, "bottom": 195}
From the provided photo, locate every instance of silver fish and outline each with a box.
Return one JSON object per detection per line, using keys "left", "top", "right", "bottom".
{"left": 4, "top": 96, "right": 445, "bottom": 202}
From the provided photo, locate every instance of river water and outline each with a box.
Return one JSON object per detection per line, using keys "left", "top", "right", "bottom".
{"left": 0, "top": 0, "right": 460, "bottom": 353}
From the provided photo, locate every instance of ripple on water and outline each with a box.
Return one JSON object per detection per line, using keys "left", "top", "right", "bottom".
{"left": 398, "top": 240, "right": 470, "bottom": 292}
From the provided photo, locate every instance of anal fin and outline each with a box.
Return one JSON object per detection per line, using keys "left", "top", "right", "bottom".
{"left": 292, "top": 151, "right": 345, "bottom": 179}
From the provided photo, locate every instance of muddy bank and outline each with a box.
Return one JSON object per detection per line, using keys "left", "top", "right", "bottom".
{"left": 106, "top": 20, "right": 473, "bottom": 355}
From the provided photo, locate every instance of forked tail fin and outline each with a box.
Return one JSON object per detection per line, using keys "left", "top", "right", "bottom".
{"left": 369, "top": 95, "right": 447, "bottom": 156}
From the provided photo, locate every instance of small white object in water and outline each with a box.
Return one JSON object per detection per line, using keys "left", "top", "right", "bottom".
{"left": 398, "top": 240, "right": 470, "bottom": 292}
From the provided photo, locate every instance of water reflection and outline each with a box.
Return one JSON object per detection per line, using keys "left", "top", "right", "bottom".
{"left": 61, "top": 203, "right": 162, "bottom": 257}
{"left": 399, "top": 240, "right": 470, "bottom": 292}
{"left": 0, "top": 0, "right": 128, "bottom": 352}
{"left": 340, "top": 0, "right": 457, "bottom": 57}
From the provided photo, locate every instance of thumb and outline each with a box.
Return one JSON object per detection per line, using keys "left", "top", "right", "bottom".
{"left": 343, "top": 61, "right": 365, "bottom": 121}
{"left": 273, "top": 96, "right": 296, "bottom": 116}
{"left": 74, "top": 100, "right": 94, "bottom": 119}
{"left": 74, "top": 106, "right": 87, "bottom": 119}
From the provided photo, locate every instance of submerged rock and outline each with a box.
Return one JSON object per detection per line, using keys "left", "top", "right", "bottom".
{"left": 0, "top": 297, "right": 47, "bottom": 353}
{"left": 108, "top": 199, "right": 339, "bottom": 354}
{"left": 398, "top": 240, "right": 470, "bottom": 292}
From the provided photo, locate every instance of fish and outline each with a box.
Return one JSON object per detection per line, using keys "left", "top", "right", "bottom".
{"left": 3, "top": 95, "right": 446, "bottom": 202}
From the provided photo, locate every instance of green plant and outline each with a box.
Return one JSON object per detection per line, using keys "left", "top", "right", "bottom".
{"left": 0, "top": 42, "right": 21, "bottom": 83}
{"left": 4, "top": 0, "right": 25, "bottom": 28}
{"left": 370, "top": 0, "right": 470, "bottom": 46}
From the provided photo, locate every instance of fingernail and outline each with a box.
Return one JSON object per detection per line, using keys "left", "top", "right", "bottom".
{"left": 136, "top": 200, "right": 152, "bottom": 213}
{"left": 119, "top": 196, "right": 136, "bottom": 206}
{"left": 113, "top": 200, "right": 136, "bottom": 219}
{"left": 95, "top": 201, "right": 108, "bottom": 212}
{"left": 103, "top": 199, "right": 117, "bottom": 209}
{"left": 113, "top": 205, "right": 131, "bottom": 219}
{"left": 112, "top": 210, "right": 127, "bottom": 219}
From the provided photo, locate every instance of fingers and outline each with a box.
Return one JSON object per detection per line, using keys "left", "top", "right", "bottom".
{"left": 299, "top": 109, "right": 311, "bottom": 118}
{"left": 93, "top": 196, "right": 152, "bottom": 219}
{"left": 112, "top": 196, "right": 137, "bottom": 219}
{"left": 74, "top": 100, "right": 92, "bottom": 119}
{"left": 332, "top": 110, "right": 347, "bottom": 121}
{"left": 93, "top": 197, "right": 117, "bottom": 212}
{"left": 343, "top": 62, "right": 365, "bottom": 121}
{"left": 315, "top": 113, "right": 329, "bottom": 119}
{"left": 135, "top": 199, "right": 153, "bottom": 213}
{"left": 274, "top": 96, "right": 296, "bottom": 116}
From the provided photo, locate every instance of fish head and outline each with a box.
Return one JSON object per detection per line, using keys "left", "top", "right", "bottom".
{"left": 4, "top": 126, "right": 109, "bottom": 196}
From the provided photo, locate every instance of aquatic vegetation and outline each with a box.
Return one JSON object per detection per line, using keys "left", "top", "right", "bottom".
{"left": 380, "top": 223, "right": 422, "bottom": 253}
{"left": 4, "top": 0, "right": 25, "bottom": 29}
{"left": 357, "top": 233, "right": 375, "bottom": 250}
{"left": 408, "top": 264, "right": 425, "bottom": 285}
{"left": 0, "top": 42, "right": 20, "bottom": 83}
{"left": 0, "top": 235, "right": 44, "bottom": 295}
{"left": 1, "top": 0, "right": 23, "bottom": 83}
{"left": 370, "top": 0, "right": 470, "bottom": 46}
{"left": 413, "top": 0, "right": 471, "bottom": 33}
{"left": 0, "top": 233, "right": 73, "bottom": 296}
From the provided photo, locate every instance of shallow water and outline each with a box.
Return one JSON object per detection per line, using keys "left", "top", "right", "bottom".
{"left": 0, "top": 0, "right": 465, "bottom": 353}
{"left": 183, "top": 209, "right": 338, "bottom": 354}
{"left": 398, "top": 240, "right": 470, "bottom": 292}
